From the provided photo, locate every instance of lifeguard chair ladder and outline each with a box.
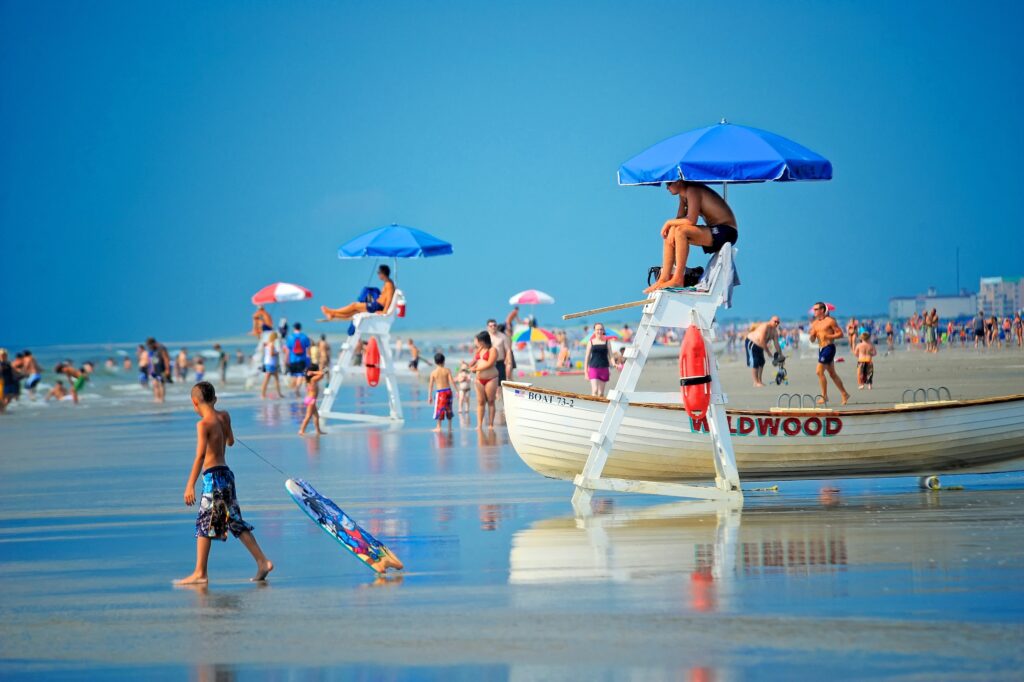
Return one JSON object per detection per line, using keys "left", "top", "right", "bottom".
{"left": 571, "top": 245, "right": 743, "bottom": 513}
{"left": 319, "top": 290, "right": 404, "bottom": 424}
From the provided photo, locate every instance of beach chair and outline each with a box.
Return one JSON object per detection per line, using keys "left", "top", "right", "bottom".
{"left": 319, "top": 289, "right": 404, "bottom": 423}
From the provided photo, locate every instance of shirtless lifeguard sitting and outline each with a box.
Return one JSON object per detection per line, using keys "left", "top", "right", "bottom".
{"left": 251, "top": 305, "right": 273, "bottom": 336}
{"left": 320, "top": 265, "right": 395, "bottom": 321}
{"left": 644, "top": 180, "right": 738, "bottom": 294}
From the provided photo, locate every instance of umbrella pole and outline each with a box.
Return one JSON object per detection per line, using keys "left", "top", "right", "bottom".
{"left": 722, "top": 182, "right": 728, "bottom": 202}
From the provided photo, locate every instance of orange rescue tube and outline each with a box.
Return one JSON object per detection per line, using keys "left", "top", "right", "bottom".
{"left": 364, "top": 337, "right": 381, "bottom": 387}
{"left": 679, "top": 324, "right": 711, "bottom": 421}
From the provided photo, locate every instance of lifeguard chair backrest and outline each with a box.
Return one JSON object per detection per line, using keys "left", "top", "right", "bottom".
{"left": 387, "top": 289, "right": 404, "bottom": 315}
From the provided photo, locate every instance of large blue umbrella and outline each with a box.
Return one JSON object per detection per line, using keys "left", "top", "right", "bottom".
{"left": 338, "top": 223, "right": 453, "bottom": 259}
{"left": 617, "top": 120, "right": 832, "bottom": 196}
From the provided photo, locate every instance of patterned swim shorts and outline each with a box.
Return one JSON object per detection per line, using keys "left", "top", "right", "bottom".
{"left": 195, "top": 466, "right": 254, "bottom": 540}
{"left": 433, "top": 388, "right": 453, "bottom": 421}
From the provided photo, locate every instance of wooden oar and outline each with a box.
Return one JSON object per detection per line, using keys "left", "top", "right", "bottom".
{"left": 562, "top": 298, "right": 650, "bottom": 320}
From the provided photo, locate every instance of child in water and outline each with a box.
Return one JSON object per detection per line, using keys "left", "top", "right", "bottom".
{"left": 854, "top": 332, "right": 877, "bottom": 390}
{"left": 299, "top": 364, "right": 326, "bottom": 436}
{"left": 427, "top": 353, "right": 454, "bottom": 432}
{"left": 175, "top": 382, "right": 272, "bottom": 585}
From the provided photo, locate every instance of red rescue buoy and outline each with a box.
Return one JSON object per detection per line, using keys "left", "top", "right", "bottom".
{"left": 364, "top": 337, "right": 381, "bottom": 387}
{"left": 679, "top": 325, "right": 711, "bottom": 421}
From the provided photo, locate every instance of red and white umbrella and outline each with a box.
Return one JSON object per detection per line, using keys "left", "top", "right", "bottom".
{"left": 509, "top": 289, "right": 555, "bottom": 305}
{"left": 252, "top": 282, "right": 313, "bottom": 305}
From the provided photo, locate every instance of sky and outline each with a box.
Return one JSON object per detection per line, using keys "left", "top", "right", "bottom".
{"left": 3, "top": 1, "right": 1023, "bottom": 347}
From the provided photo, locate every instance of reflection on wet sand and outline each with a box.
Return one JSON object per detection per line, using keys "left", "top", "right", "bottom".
{"left": 510, "top": 491, "right": 1019, "bottom": 588}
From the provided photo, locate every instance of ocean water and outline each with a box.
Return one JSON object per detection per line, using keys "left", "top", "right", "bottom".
{"left": 1, "top": 350, "right": 1023, "bottom": 680}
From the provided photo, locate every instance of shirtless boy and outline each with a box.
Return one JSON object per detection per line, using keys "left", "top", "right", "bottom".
{"left": 853, "top": 332, "right": 877, "bottom": 389}
{"left": 175, "top": 382, "right": 272, "bottom": 585}
{"left": 427, "top": 353, "right": 454, "bottom": 432}
{"left": 21, "top": 350, "right": 42, "bottom": 399}
{"left": 809, "top": 302, "right": 850, "bottom": 405}
{"left": 321, "top": 265, "right": 395, "bottom": 320}
{"left": 644, "top": 180, "right": 738, "bottom": 294}
{"left": 745, "top": 317, "right": 783, "bottom": 387}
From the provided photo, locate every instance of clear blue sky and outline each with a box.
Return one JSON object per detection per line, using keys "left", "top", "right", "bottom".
{"left": 3, "top": 1, "right": 1023, "bottom": 347}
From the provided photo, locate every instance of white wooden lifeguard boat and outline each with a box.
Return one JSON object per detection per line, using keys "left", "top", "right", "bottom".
{"left": 503, "top": 383, "right": 1024, "bottom": 483}
{"left": 508, "top": 245, "right": 1024, "bottom": 509}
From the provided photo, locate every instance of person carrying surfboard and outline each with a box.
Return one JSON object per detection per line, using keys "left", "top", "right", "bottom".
{"left": 175, "top": 381, "right": 273, "bottom": 585}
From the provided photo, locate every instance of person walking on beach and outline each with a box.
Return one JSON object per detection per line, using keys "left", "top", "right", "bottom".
{"left": 486, "top": 319, "right": 512, "bottom": 386}
{"left": 259, "top": 332, "right": 283, "bottom": 399}
{"left": 809, "top": 302, "right": 850, "bottom": 405}
{"left": 583, "top": 323, "right": 613, "bottom": 397}
{"left": 973, "top": 311, "right": 987, "bottom": 350}
{"left": 470, "top": 331, "right": 499, "bottom": 430}
{"left": 407, "top": 338, "right": 421, "bottom": 372}
{"left": 320, "top": 265, "right": 395, "bottom": 320}
{"left": 427, "top": 353, "right": 455, "bottom": 432}
{"left": 317, "top": 334, "right": 331, "bottom": 376}
{"left": 846, "top": 318, "right": 858, "bottom": 354}
{"left": 175, "top": 382, "right": 273, "bottom": 585}
{"left": 885, "top": 320, "right": 894, "bottom": 353}
{"left": 854, "top": 332, "right": 877, "bottom": 389}
{"left": 285, "top": 323, "right": 311, "bottom": 396}
{"left": 644, "top": 180, "right": 738, "bottom": 294}
{"left": 454, "top": 361, "right": 472, "bottom": 414}
{"left": 745, "top": 317, "right": 783, "bottom": 387}
{"left": 213, "top": 344, "right": 228, "bottom": 384}
{"left": 298, "top": 365, "right": 326, "bottom": 436}
{"left": 1013, "top": 312, "right": 1023, "bottom": 348}
{"left": 147, "top": 338, "right": 171, "bottom": 403}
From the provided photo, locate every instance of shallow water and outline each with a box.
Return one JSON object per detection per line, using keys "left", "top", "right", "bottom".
{"left": 1, "top": 381, "right": 1023, "bottom": 681}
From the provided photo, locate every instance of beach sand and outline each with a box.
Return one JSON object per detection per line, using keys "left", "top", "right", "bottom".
{"left": 523, "top": 344, "right": 1024, "bottom": 409}
{"left": 1, "top": 346, "right": 1022, "bottom": 680}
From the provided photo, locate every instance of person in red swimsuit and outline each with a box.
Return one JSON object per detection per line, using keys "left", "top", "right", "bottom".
{"left": 469, "top": 331, "right": 499, "bottom": 430}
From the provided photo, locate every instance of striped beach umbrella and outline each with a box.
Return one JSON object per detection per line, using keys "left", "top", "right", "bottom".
{"left": 513, "top": 327, "right": 557, "bottom": 344}
{"left": 251, "top": 282, "right": 313, "bottom": 305}
{"left": 509, "top": 289, "right": 555, "bottom": 305}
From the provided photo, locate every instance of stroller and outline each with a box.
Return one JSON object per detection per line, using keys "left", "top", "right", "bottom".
{"left": 772, "top": 351, "right": 788, "bottom": 386}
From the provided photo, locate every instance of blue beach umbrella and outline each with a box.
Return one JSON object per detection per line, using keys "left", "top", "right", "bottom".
{"left": 618, "top": 120, "right": 832, "bottom": 197}
{"left": 338, "top": 223, "right": 453, "bottom": 259}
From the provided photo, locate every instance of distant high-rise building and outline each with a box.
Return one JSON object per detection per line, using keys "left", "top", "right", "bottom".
{"left": 978, "top": 277, "right": 1023, "bottom": 318}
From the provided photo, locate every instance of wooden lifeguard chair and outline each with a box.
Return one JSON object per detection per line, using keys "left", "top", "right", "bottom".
{"left": 318, "top": 289, "right": 405, "bottom": 424}
{"left": 568, "top": 245, "right": 743, "bottom": 513}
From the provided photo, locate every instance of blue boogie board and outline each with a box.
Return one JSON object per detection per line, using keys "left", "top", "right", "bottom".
{"left": 285, "top": 478, "right": 403, "bottom": 574}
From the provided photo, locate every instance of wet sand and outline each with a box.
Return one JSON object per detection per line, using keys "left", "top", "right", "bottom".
{"left": 1, "top": 349, "right": 1023, "bottom": 680}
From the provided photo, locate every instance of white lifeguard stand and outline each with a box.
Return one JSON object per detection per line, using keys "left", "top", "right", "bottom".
{"left": 570, "top": 245, "right": 743, "bottom": 513}
{"left": 319, "top": 290, "right": 405, "bottom": 424}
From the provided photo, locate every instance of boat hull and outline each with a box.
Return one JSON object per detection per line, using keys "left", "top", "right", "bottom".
{"left": 502, "top": 383, "right": 1024, "bottom": 482}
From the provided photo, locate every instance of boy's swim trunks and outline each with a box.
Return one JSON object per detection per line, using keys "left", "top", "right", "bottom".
{"left": 195, "top": 465, "right": 254, "bottom": 541}
{"left": 433, "top": 388, "right": 453, "bottom": 421}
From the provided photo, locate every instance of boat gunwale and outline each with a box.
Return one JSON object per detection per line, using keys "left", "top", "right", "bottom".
{"left": 501, "top": 382, "right": 1024, "bottom": 417}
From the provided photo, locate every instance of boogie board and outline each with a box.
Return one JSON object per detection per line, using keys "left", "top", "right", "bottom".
{"left": 285, "top": 478, "right": 403, "bottom": 574}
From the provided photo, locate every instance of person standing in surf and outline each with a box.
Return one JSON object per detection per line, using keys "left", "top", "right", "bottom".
{"left": 809, "top": 302, "right": 850, "bottom": 406}
{"left": 175, "top": 381, "right": 273, "bottom": 585}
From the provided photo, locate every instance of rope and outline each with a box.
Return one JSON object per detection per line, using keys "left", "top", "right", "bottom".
{"left": 235, "top": 437, "right": 289, "bottom": 477}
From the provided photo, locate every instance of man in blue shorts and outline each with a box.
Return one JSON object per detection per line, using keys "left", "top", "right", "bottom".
{"left": 744, "top": 317, "right": 782, "bottom": 387}
{"left": 809, "top": 302, "right": 849, "bottom": 405}
{"left": 285, "top": 322, "right": 311, "bottom": 396}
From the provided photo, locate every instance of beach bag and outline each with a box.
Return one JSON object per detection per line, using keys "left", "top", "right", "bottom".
{"left": 647, "top": 266, "right": 704, "bottom": 287}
